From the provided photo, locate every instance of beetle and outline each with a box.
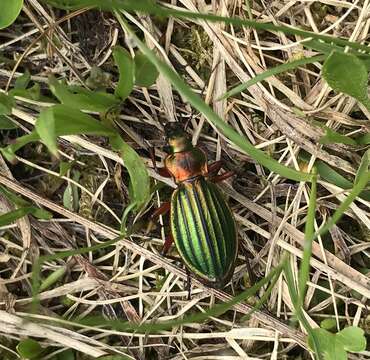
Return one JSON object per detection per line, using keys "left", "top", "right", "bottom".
{"left": 149, "top": 122, "right": 238, "bottom": 288}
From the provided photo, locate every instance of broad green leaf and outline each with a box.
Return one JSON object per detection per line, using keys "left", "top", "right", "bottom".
{"left": 0, "top": 93, "right": 14, "bottom": 115}
{"left": 308, "top": 329, "right": 340, "bottom": 360}
{"left": 0, "top": 0, "right": 23, "bottom": 29}
{"left": 320, "top": 318, "right": 337, "bottom": 331}
{"left": 134, "top": 52, "right": 159, "bottom": 87}
{"left": 110, "top": 135, "right": 150, "bottom": 213}
{"left": 322, "top": 52, "right": 370, "bottom": 110}
{"left": 319, "top": 127, "right": 357, "bottom": 146}
{"left": 62, "top": 171, "right": 80, "bottom": 211}
{"left": 0, "top": 115, "right": 17, "bottom": 129}
{"left": 16, "top": 338, "right": 43, "bottom": 359}
{"left": 35, "top": 105, "right": 115, "bottom": 156}
{"left": 10, "top": 83, "right": 41, "bottom": 101}
{"left": 113, "top": 46, "right": 135, "bottom": 100}
{"left": 0, "top": 105, "right": 114, "bottom": 161}
{"left": 336, "top": 327, "right": 366, "bottom": 352}
{"left": 49, "top": 76, "right": 120, "bottom": 112}
{"left": 1, "top": 104, "right": 146, "bottom": 219}
{"left": 308, "top": 327, "right": 366, "bottom": 360}
{"left": 116, "top": 14, "right": 312, "bottom": 183}
{"left": 36, "top": 108, "right": 57, "bottom": 155}
{"left": 63, "top": 182, "right": 74, "bottom": 210}
{"left": 14, "top": 70, "right": 31, "bottom": 89}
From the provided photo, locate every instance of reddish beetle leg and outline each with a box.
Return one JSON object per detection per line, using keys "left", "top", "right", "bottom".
{"left": 146, "top": 201, "right": 174, "bottom": 254}
{"left": 162, "top": 234, "right": 174, "bottom": 256}
{"left": 150, "top": 201, "right": 171, "bottom": 219}
{"left": 149, "top": 148, "right": 175, "bottom": 254}
{"left": 207, "top": 160, "right": 235, "bottom": 183}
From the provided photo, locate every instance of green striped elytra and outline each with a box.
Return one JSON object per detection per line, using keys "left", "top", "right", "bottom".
{"left": 151, "top": 122, "right": 238, "bottom": 288}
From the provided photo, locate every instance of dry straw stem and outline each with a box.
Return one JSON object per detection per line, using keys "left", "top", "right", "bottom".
{"left": 0, "top": 172, "right": 307, "bottom": 348}
{"left": 1, "top": 0, "right": 370, "bottom": 358}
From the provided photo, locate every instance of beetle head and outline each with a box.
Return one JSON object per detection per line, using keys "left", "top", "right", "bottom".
{"left": 164, "top": 122, "right": 192, "bottom": 153}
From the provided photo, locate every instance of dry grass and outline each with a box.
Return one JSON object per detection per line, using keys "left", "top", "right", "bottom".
{"left": 0, "top": 0, "right": 369, "bottom": 359}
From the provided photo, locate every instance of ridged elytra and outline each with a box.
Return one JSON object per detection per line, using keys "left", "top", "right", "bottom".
{"left": 150, "top": 122, "right": 238, "bottom": 288}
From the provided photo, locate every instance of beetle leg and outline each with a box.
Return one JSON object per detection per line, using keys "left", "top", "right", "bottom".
{"left": 161, "top": 233, "right": 174, "bottom": 255}
{"left": 150, "top": 147, "right": 172, "bottom": 178}
{"left": 186, "top": 268, "right": 192, "bottom": 300}
{"left": 208, "top": 161, "right": 235, "bottom": 182}
{"left": 210, "top": 170, "right": 235, "bottom": 183}
{"left": 207, "top": 160, "right": 223, "bottom": 176}
{"left": 158, "top": 167, "right": 172, "bottom": 177}
{"left": 151, "top": 201, "right": 171, "bottom": 219}
{"left": 146, "top": 201, "right": 171, "bottom": 234}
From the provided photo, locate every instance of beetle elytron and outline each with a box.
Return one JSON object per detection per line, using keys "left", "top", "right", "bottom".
{"left": 150, "top": 123, "right": 238, "bottom": 288}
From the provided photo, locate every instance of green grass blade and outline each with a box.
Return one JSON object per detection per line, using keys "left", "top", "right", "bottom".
{"left": 78, "top": 261, "right": 285, "bottom": 333}
{"left": 30, "top": 235, "right": 284, "bottom": 333}
{"left": 284, "top": 261, "right": 322, "bottom": 360}
{"left": 42, "top": 0, "right": 370, "bottom": 55}
{"left": 116, "top": 13, "right": 312, "bottom": 183}
{"left": 219, "top": 55, "right": 327, "bottom": 100}
{"left": 299, "top": 154, "right": 370, "bottom": 201}
{"left": 241, "top": 256, "right": 286, "bottom": 322}
{"left": 0, "top": 207, "right": 36, "bottom": 226}
{"left": 319, "top": 127, "right": 358, "bottom": 146}
{"left": 0, "top": 185, "right": 31, "bottom": 207}
{"left": 39, "top": 266, "right": 67, "bottom": 292}
{"left": 298, "top": 169, "right": 317, "bottom": 308}
{"left": 31, "top": 235, "right": 124, "bottom": 311}
{"left": 0, "top": 207, "right": 51, "bottom": 226}
{"left": 314, "top": 149, "right": 370, "bottom": 240}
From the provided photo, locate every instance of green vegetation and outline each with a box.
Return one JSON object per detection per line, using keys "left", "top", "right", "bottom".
{"left": 0, "top": 1, "right": 368, "bottom": 359}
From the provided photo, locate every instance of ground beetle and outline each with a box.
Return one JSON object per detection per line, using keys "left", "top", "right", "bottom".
{"left": 149, "top": 123, "right": 238, "bottom": 288}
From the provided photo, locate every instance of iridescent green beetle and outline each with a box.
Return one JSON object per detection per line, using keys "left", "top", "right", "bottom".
{"left": 150, "top": 123, "right": 238, "bottom": 288}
